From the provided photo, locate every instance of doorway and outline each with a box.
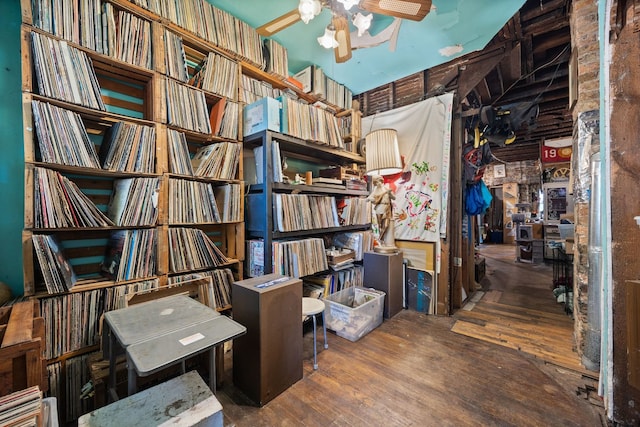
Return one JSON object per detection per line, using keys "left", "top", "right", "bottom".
{"left": 484, "top": 186, "right": 503, "bottom": 243}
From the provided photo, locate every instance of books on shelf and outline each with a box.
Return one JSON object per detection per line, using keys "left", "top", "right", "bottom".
{"left": 191, "top": 141, "right": 241, "bottom": 179}
{"left": 32, "top": 0, "right": 103, "bottom": 53}
{"left": 106, "top": 177, "right": 160, "bottom": 226}
{"left": 168, "top": 179, "right": 221, "bottom": 224}
{"left": 39, "top": 279, "right": 159, "bottom": 359}
{"left": 189, "top": 51, "right": 238, "bottom": 100}
{"left": 32, "top": 234, "right": 77, "bottom": 294}
{"left": 169, "top": 269, "right": 234, "bottom": 309}
{"left": 273, "top": 193, "right": 340, "bottom": 232}
{"left": 99, "top": 121, "right": 156, "bottom": 173}
{"left": 304, "top": 264, "right": 364, "bottom": 298}
{"left": 245, "top": 238, "right": 329, "bottom": 278}
{"left": 336, "top": 197, "right": 371, "bottom": 226}
{"left": 331, "top": 230, "right": 375, "bottom": 261}
{"left": 312, "top": 177, "right": 347, "bottom": 190}
{"left": 0, "top": 386, "right": 42, "bottom": 427}
{"left": 264, "top": 38, "right": 289, "bottom": 80}
{"left": 282, "top": 97, "right": 343, "bottom": 148}
{"left": 168, "top": 227, "right": 230, "bottom": 273}
{"left": 216, "top": 100, "right": 240, "bottom": 140}
{"left": 273, "top": 238, "right": 328, "bottom": 278}
{"left": 214, "top": 183, "right": 242, "bottom": 223}
{"left": 31, "top": 100, "right": 101, "bottom": 168}
{"left": 101, "top": 229, "right": 157, "bottom": 281}
{"left": 241, "top": 74, "right": 290, "bottom": 105}
{"left": 31, "top": 31, "right": 105, "bottom": 110}
{"left": 166, "top": 79, "right": 211, "bottom": 134}
{"left": 164, "top": 29, "right": 189, "bottom": 82}
{"left": 33, "top": 167, "right": 115, "bottom": 228}
{"left": 103, "top": 4, "right": 152, "bottom": 68}
{"left": 48, "top": 353, "right": 92, "bottom": 422}
{"left": 167, "top": 129, "right": 194, "bottom": 176}
{"left": 293, "top": 65, "right": 353, "bottom": 109}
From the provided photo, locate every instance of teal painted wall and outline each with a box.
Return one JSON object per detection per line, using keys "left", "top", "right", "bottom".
{"left": 0, "top": 2, "right": 25, "bottom": 297}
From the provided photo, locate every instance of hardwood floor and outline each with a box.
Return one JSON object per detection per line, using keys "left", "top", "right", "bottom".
{"left": 452, "top": 244, "right": 594, "bottom": 377}
{"left": 215, "top": 244, "right": 606, "bottom": 426}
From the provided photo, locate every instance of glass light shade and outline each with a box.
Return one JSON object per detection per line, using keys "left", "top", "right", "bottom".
{"left": 338, "top": 0, "right": 360, "bottom": 10}
{"left": 365, "top": 129, "right": 402, "bottom": 176}
{"left": 352, "top": 12, "right": 372, "bottom": 37}
{"left": 298, "top": 0, "right": 321, "bottom": 24}
{"left": 317, "top": 27, "right": 339, "bottom": 49}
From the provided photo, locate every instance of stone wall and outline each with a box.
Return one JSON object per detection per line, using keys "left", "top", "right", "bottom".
{"left": 484, "top": 161, "right": 542, "bottom": 215}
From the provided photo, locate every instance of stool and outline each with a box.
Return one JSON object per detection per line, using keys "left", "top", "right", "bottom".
{"left": 302, "top": 297, "right": 328, "bottom": 370}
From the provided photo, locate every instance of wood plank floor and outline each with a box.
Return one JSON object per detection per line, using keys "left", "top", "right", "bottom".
{"left": 215, "top": 244, "right": 606, "bottom": 426}
{"left": 452, "top": 244, "right": 594, "bottom": 376}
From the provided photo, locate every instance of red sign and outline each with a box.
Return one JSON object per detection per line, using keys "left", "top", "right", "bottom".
{"left": 541, "top": 144, "right": 572, "bottom": 163}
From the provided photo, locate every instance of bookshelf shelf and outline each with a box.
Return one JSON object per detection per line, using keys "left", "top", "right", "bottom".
{"left": 269, "top": 225, "right": 371, "bottom": 240}
{"left": 245, "top": 131, "right": 365, "bottom": 165}
{"left": 26, "top": 163, "right": 160, "bottom": 180}
{"left": 247, "top": 182, "right": 368, "bottom": 197}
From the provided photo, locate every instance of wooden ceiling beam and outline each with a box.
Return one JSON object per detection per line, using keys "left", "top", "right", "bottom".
{"left": 520, "top": 0, "right": 568, "bottom": 21}
{"left": 457, "top": 44, "right": 513, "bottom": 100}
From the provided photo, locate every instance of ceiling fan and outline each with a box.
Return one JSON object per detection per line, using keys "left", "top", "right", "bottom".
{"left": 257, "top": 0, "right": 433, "bottom": 63}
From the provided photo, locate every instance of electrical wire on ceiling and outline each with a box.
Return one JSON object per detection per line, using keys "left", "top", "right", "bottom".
{"left": 493, "top": 43, "right": 571, "bottom": 105}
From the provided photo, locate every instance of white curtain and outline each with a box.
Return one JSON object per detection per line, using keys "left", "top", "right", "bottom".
{"left": 362, "top": 93, "right": 454, "bottom": 242}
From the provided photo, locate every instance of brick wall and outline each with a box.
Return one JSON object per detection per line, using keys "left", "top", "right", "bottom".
{"left": 570, "top": 0, "right": 600, "bottom": 361}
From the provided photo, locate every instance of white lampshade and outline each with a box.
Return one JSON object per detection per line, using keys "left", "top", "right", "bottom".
{"left": 365, "top": 129, "right": 402, "bottom": 176}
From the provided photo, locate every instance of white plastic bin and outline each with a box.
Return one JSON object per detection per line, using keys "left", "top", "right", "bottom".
{"left": 323, "top": 287, "right": 385, "bottom": 342}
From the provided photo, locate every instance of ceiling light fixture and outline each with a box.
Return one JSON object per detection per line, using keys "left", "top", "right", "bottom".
{"left": 337, "top": 0, "right": 359, "bottom": 10}
{"left": 298, "top": 0, "right": 322, "bottom": 24}
{"left": 317, "top": 26, "right": 339, "bottom": 49}
{"left": 352, "top": 12, "right": 373, "bottom": 37}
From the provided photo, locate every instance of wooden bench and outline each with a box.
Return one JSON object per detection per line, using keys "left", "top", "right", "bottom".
{"left": 0, "top": 300, "right": 47, "bottom": 396}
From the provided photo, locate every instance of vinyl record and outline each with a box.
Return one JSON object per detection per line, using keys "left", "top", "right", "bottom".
{"left": 262, "top": 40, "right": 271, "bottom": 72}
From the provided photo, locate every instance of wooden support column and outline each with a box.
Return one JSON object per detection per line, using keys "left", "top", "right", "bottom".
{"left": 449, "top": 97, "right": 464, "bottom": 310}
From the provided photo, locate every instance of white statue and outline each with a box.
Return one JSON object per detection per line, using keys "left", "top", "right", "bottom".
{"left": 367, "top": 175, "right": 397, "bottom": 252}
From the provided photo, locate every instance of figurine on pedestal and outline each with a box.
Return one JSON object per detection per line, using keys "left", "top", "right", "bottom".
{"left": 367, "top": 175, "right": 397, "bottom": 253}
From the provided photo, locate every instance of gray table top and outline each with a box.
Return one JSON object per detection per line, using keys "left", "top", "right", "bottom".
{"left": 104, "top": 295, "right": 220, "bottom": 346}
{"left": 127, "top": 315, "right": 246, "bottom": 376}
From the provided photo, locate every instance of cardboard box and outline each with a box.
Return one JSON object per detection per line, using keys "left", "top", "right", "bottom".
{"left": 243, "top": 97, "right": 281, "bottom": 136}
{"left": 323, "top": 287, "right": 385, "bottom": 342}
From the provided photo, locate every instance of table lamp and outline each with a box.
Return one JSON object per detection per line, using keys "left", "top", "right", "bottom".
{"left": 365, "top": 129, "right": 402, "bottom": 253}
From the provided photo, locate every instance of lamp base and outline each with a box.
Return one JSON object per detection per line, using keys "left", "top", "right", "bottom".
{"left": 374, "top": 245, "right": 399, "bottom": 254}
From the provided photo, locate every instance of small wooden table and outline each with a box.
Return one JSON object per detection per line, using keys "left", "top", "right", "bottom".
{"left": 103, "top": 295, "right": 246, "bottom": 399}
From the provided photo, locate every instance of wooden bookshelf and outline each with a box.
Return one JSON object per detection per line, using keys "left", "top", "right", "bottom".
{"left": 20, "top": 0, "right": 362, "bottom": 421}
{"left": 19, "top": 0, "right": 253, "bottom": 421}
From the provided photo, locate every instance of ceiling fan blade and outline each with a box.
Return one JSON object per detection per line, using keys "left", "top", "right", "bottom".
{"left": 333, "top": 15, "right": 352, "bottom": 63}
{"left": 359, "top": 0, "right": 432, "bottom": 21}
{"left": 257, "top": 9, "right": 301, "bottom": 36}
